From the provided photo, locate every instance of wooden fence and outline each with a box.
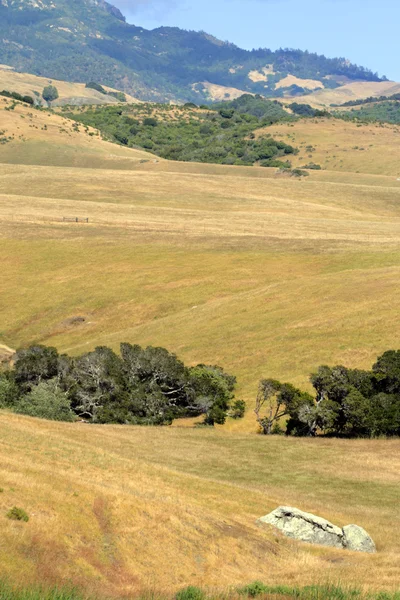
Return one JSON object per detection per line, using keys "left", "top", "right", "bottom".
{"left": 62, "top": 217, "right": 89, "bottom": 223}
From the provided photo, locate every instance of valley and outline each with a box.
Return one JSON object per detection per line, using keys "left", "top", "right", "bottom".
{"left": 0, "top": 3, "right": 399, "bottom": 589}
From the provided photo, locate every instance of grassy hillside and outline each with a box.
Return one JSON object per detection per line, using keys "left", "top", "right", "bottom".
{"left": 0, "top": 96, "right": 152, "bottom": 167}
{"left": 1, "top": 77, "right": 400, "bottom": 598}
{"left": 0, "top": 413, "right": 399, "bottom": 598}
{"left": 297, "top": 81, "right": 400, "bottom": 108}
{"left": 260, "top": 118, "right": 400, "bottom": 176}
{"left": 0, "top": 65, "right": 139, "bottom": 106}
{"left": 2, "top": 100, "right": 400, "bottom": 434}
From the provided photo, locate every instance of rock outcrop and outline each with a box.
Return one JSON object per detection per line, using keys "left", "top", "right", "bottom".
{"left": 258, "top": 506, "right": 376, "bottom": 553}
{"left": 342, "top": 524, "right": 376, "bottom": 553}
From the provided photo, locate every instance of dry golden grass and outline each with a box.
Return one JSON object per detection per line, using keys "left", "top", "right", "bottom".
{"left": 0, "top": 412, "right": 399, "bottom": 598}
{"left": 0, "top": 98, "right": 154, "bottom": 167}
{"left": 258, "top": 118, "right": 400, "bottom": 176}
{"left": 275, "top": 75, "right": 323, "bottom": 91}
{"left": 296, "top": 80, "right": 400, "bottom": 108}
{"left": 1, "top": 86, "right": 400, "bottom": 597}
{"left": 2, "top": 102, "right": 400, "bottom": 430}
{"left": 0, "top": 64, "right": 139, "bottom": 106}
{"left": 195, "top": 82, "right": 251, "bottom": 101}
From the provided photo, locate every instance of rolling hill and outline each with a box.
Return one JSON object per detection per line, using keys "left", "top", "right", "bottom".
{"left": 298, "top": 80, "right": 400, "bottom": 108}
{"left": 0, "top": 63, "right": 140, "bottom": 106}
{"left": 0, "top": 94, "right": 152, "bottom": 167}
{"left": 0, "top": 0, "right": 387, "bottom": 103}
{"left": 0, "top": 412, "right": 399, "bottom": 597}
{"left": 1, "top": 73, "right": 400, "bottom": 598}
{"left": 2, "top": 97, "right": 400, "bottom": 432}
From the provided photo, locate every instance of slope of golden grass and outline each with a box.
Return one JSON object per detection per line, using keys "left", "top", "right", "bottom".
{"left": 275, "top": 75, "right": 323, "bottom": 91}
{"left": 0, "top": 413, "right": 399, "bottom": 598}
{"left": 2, "top": 102, "right": 400, "bottom": 433}
{"left": 1, "top": 152, "right": 400, "bottom": 432}
{"left": 298, "top": 80, "right": 400, "bottom": 107}
{"left": 195, "top": 81, "right": 251, "bottom": 101}
{"left": 257, "top": 118, "right": 400, "bottom": 176}
{"left": 0, "top": 65, "right": 139, "bottom": 106}
{"left": 0, "top": 98, "right": 154, "bottom": 167}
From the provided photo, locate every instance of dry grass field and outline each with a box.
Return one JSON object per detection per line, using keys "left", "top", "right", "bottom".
{"left": 295, "top": 80, "right": 400, "bottom": 107}
{"left": 0, "top": 97, "right": 152, "bottom": 167}
{"left": 0, "top": 413, "right": 399, "bottom": 598}
{"left": 0, "top": 97, "right": 400, "bottom": 596}
{"left": 258, "top": 118, "right": 400, "bottom": 176}
{"left": 1, "top": 101, "right": 400, "bottom": 428}
{"left": 0, "top": 64, "right": 139, "bottom": 106}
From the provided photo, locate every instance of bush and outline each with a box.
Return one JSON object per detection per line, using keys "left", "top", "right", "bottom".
{"left": 238, "top": 581, "right": 269, "bottom": 597}
{"left": 290, "top": 169, "right": 309, "bottom": 177}
{"left": 14, "top": 380, "right": 75, "bottom": 422}
{"left": 108, "top": 91, "right": 126, "bottom": 102}
{"left": 0, "top": 90, "right": 34, "bottom": 104}
{"left": 301, "top": 163, "right": 322, "bottom": 170}
{"left": 85, "top": 81, "right": 107, "bottom": 94}
{"left": 143, "top": 117, "right": 158, "bottom": 127}
{"left": 7, "top": 507, "right": 29, "bottom": 522}
{"left": 176, "top": 586, "right": 205, "bottom": 600}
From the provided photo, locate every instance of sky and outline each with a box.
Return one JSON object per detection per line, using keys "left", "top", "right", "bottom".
{"left": 110, "top": 0, "right": 399, "bottom": 81}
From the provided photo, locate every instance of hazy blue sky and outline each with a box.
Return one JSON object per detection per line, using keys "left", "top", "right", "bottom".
{"left": 111, "top": 0, "right": 399, "bottom": 80}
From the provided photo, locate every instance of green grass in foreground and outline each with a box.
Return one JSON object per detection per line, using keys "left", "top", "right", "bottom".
{"left": 0, "top": 583, "right": 400, "bottom": 600}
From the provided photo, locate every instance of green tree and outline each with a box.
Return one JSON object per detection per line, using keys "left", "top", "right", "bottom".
{"left": 14, "top": 345, "right": 59, "bottom": 391}
{"left": 255, "top": 379, "right": 312, "bottom": 435}
{"left": 189, "top": 364, "right": 236, "bottom": 425}
{"left": 0, "top": 372, "right": 19, "bottom": 408}
{"left": 42, "top": 85, "right": 59, "bottom": 104}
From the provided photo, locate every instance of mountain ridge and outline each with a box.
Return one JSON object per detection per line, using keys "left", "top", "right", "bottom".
{"left": 0, "top": 0, "right": 387, "bottom": 102}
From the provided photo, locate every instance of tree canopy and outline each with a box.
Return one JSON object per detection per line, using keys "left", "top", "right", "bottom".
{"left": 0, "top": 343, "right": 239, "bottom": 427}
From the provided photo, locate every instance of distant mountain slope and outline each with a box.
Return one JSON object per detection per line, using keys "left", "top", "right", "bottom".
{"left": 0, "top": 0, "right": 386, "bottom": 102}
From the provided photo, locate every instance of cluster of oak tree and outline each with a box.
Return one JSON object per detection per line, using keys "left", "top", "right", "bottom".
{"left": 0, "top": 344, "right": 243, "bottom": 426}
{"left": 1, "top": 344, "right": 399, "bottom": 437}
{"left": 256, "top": 350, "right": 400, "bottom": 437}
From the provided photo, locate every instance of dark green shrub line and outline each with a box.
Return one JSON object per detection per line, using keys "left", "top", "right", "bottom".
{"left": 0, "top": 343, "right": 241, "bottom": 427}
{"left": 0, "top": 90, "right": 34, "bottom": 105}
{"left": 335, "top": 101, "right": 400, "bottom": 125}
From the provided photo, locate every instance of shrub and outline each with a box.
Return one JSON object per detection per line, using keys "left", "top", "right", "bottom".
{"left": 85, "top": 81, "right": 107, "bottom": 94}
{"left": 14, "top": 380, "right": 75, "bottom": 422}
{"left": 7, "top": 507, "right": 29, "bottom": 522}
{"left": 292, "top": 168, "right": 309, "bottom": 177}
{"left": 108, "top": 91, "right": 126, "bottom": 102}
{"left": 143, "top": 117, "right": 158, "bottom": 127}
{"left": 176, "top": 586, "right": 205, "bottom": 600}
{"left": 301, "top": 163, "right": 322, "bottom": 170}
{"left": 238, "top": 581, "right": 269, "bottom": 597}
{"left": 219, "top": 108, "right": 235, "bottom": 119}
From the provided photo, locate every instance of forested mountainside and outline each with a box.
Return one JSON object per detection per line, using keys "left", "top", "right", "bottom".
{"left": 0, "top": 0, "right": 386, "bottom": 102}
